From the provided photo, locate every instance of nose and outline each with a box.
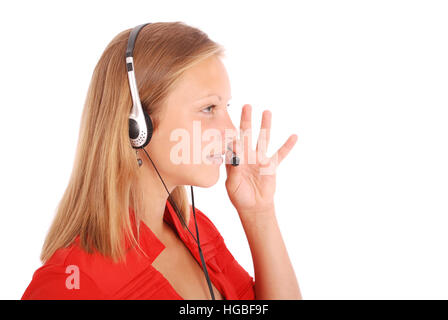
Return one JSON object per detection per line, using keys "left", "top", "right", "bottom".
{"left": 221, "top": 113, "right": 238, "bottom": 151}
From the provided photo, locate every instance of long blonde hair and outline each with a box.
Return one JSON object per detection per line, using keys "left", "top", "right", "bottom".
{"left": 40, "top": 22, "right": 225, "bottom": 264}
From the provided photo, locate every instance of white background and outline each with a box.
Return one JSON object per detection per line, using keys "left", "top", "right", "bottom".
{"left": 0, "top": 0, "right": 447, "bottom": 300}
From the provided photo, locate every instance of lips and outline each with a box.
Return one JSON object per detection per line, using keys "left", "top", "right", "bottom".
{"left": 207, "top": 145, "right": 233, "bottom": 163}
{"left": 208, "top": 150, "right": 226, "bottom": 158}
{"left": 206, "top": 153, "right": 224, "bottom": 164}
{"left": 207, "top": 154, "right": 223, "bottom": 160}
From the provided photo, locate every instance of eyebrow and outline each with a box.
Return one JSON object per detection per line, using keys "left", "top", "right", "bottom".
{"left": 196, "top": 94, "right": 232, "bottom": 102}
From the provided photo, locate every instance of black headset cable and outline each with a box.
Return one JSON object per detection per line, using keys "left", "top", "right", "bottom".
{"left": 140, "top": 147, "right": 216, "bottom": 300}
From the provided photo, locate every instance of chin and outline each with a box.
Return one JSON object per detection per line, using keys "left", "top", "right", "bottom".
{"left": 194, "top": 166, "right": 220, "bottom": 188}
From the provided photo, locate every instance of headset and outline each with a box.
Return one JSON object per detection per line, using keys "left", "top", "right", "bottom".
{"left": 125, "top": 22, "right": 239, "bottom": 300}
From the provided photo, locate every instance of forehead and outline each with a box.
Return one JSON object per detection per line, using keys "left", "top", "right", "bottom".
{"left": 170, "top": 55, "right": 231, "bottom": 104}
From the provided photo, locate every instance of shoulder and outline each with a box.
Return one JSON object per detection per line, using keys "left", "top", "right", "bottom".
{"left": 21, "top": 236, "right": 149, "bottom": 300}
{"left": 21, "top": 249, "right": 107, "bottom": 299}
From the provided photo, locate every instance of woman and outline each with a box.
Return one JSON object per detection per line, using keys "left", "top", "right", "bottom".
{"left": 21, "top": 22, "right": 301, "bottom": 300}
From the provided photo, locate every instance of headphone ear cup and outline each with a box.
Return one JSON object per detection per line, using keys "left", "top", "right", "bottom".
{"left": 143, "top": 110, "right": 154, "bottom": 146}
{"left": 129, "top": 110, "right": 153, "bottom": 149}
{"left": 129, "top": 118, "right": 140, "bottom": 140}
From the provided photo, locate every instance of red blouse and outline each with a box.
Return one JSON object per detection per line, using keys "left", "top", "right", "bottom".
{"left": 21, "top": 200, "right": 255, "bottom": 300}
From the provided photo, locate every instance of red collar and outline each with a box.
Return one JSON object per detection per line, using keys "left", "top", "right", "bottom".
{"left": 62, "top": 200, "right": 224, "bottom": 295}
{"left": 128, "top": 199, "right": 196, "bottom": 263}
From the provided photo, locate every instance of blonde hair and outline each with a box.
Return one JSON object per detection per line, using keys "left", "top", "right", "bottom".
{"left": 40, "top": 22, "right": 225, "bottom": 264}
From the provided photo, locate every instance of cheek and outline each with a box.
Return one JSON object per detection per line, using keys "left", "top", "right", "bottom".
{"left": 148, "top": 121, "right": 221, "bottom": 186}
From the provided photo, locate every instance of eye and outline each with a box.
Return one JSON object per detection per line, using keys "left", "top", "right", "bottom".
{"left": 202, "top": 105, "right": 216, "bottom": 113}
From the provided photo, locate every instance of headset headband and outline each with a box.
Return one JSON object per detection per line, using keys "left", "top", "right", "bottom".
{"left": 126, "top": 23, "right": 153, "bottom": 148}
{"left": 126, "top": 23, "right": 151, "bottom": 61}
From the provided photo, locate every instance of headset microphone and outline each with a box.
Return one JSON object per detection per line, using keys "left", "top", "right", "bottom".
{"left": 231, "top": 156, "right": 240, "bottom": 166}
{"left": 229, "top": 148, "right": 240, "bottom": 166}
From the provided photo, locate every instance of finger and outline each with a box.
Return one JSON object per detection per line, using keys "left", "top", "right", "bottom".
{"left": 271, "top": 134, "right": 298, "bottom": 166}
{"left": 256, "top": 110, "right": 272, "bottom": 155}
{"left": 239, "top": 104, "right": 252, "bottom": 155}
{"left": 239, "top": 104, "right": 252, "bottom": 132}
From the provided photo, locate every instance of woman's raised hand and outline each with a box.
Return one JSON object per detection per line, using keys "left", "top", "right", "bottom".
{"left": 225, "top": 104, "right": 298, "bottom": 220}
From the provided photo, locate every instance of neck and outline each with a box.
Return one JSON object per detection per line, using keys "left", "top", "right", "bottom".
{"left": 136, "top": 159, "right": 176, "bottom": 239}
